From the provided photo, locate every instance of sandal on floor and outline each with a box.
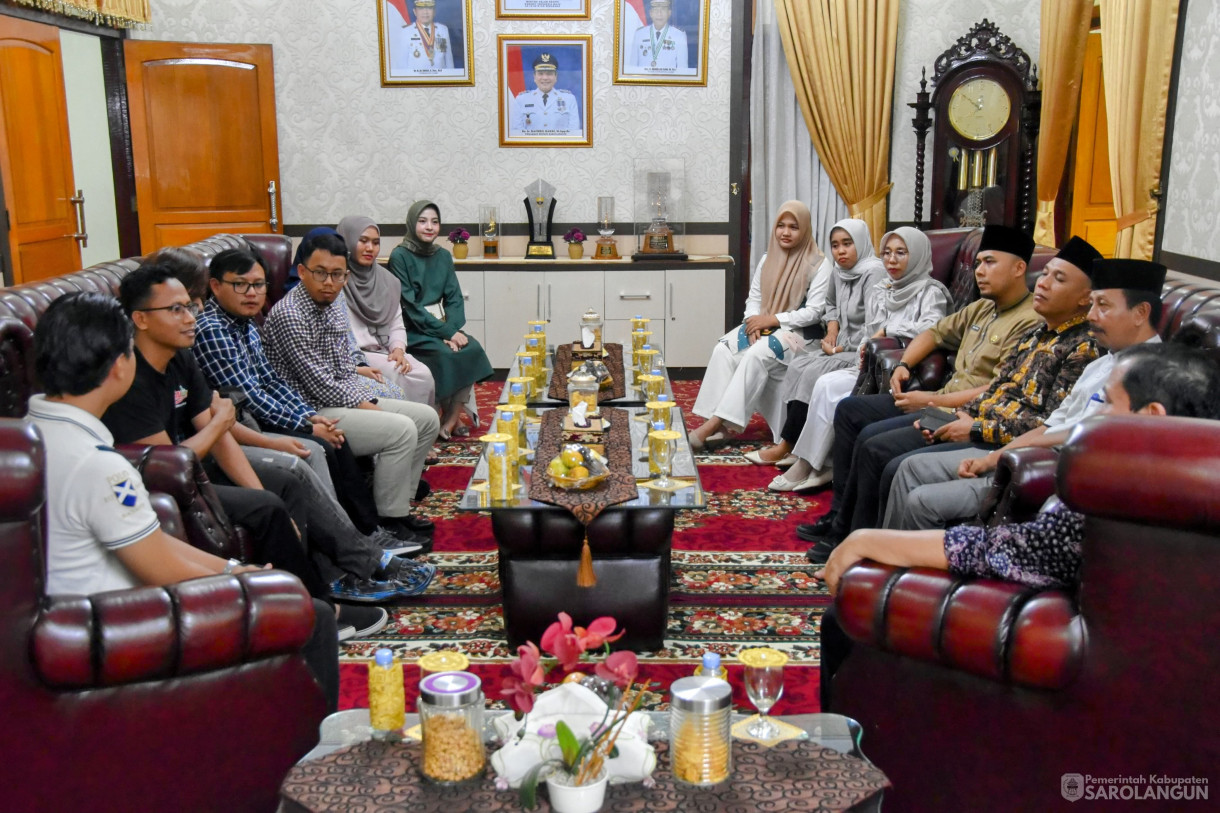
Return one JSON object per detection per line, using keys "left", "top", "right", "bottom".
{"left": 743, "top": 450, "right": 796, "bottom": 466}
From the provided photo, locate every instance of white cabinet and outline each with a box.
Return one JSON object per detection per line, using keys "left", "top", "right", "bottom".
{"left": 454, "top": 270, "right": 485, "bottom": 354}
{"left": 664, "top": 268, "right": 726, "bottom": 367}
{"left": 479, "top": 265, "right": 727, "bottom": 369}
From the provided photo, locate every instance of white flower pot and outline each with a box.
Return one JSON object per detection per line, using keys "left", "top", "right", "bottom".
{"left": 545, "top": 768, "right": 608, "bottom": 813}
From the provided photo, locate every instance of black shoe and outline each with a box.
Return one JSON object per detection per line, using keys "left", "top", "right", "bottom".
{"left": 805, "top": 537, "right": 841, "bottom": 566}
{"left": 374, "top": 557, "right": 438, "bottom": 595}
{"left": 379, "top": 515, "right": 435, "bottom": 545}
{"left": 336, "top": 605, "right": 389, "bottom": 641}
{"left": 796, "top": 512, "right": 838, "bottom": 542}
{"left": 415, "top": 479, "right": 432, "bottom": 501}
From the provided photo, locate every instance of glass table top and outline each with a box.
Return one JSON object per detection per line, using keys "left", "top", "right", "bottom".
{"left": 498, "top": 343, "right": 674, "bottom": 407}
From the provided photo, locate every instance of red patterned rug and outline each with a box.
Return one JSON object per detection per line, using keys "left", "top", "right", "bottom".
{"left": 339, "top": 380, "right": 832, "bottom": 714}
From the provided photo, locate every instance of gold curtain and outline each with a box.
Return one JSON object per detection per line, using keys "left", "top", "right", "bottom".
{"left": 1099, "top": 0, "right": 1179, "bottom": 259}
{"left": 775, "top": 0, "right": 899, "bottom": 248}
{"left": 1033, "top": 0, "right": 1094, "bottom": 248}
{"left": 6, "top": 0, "right": 150, "bottom": 28}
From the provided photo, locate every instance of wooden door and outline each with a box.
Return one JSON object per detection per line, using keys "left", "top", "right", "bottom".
{"left": 0, "top": 15, "right": 82, "bottom": 284}
{"left": 124, "top": 41, "right": 280, "bottom": 252}
{"left": 1068, "top": 33, "right": 1117, "bottom": 258}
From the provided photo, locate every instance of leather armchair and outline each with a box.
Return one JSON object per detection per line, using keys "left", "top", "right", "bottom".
{"left": 829, "top": 417, "right": 1220, "bottom": 811}
{"left": 492, "top": 509, "right": 673, "bottom": 651}
{"left": 0, "top": 419, "right": 328, "bottom": 813}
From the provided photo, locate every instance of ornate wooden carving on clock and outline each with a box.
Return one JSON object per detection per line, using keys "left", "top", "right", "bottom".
{"left": 910, "top": 19, "right": 1041, "bottom": 232}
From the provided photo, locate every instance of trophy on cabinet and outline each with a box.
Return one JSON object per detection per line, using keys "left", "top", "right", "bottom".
{"left": 632, "top": 164, "right": 687, "bottom": 261}
{"left": 594, "top": 196, "right": 620, "bottom": 259}
{"left": 523, "top": 178, "right": 556, "bottom": 259}
{"left": 481, "top": 204, "right": 500, "bottom": 259}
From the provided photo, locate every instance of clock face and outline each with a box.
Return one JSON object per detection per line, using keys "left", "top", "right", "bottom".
{"left": 947, "top": 77, "right": 1012, "bottom": 141}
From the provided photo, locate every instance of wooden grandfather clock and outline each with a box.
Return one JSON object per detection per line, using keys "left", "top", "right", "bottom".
{"left": 911, "top": 19, "right": 1040, "bottom": 232}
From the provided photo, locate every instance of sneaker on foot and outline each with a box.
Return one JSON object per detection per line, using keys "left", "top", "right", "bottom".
{"left": 383, "top": 513, "right": 435, "bottom": 535}
{"left": 370, "top": 527, "right": 425, "bottom": 558}
{"left": 330, "top": 574, "right": 404, "bottom": 604}
{"left": 378, "top": 518, "right": 435, "bottom": 552}
{"left": 380, "top": 560, "right": 436, "bottom": 596}
{"left": 337, "top": 605, "right": 389, "bottom": 640}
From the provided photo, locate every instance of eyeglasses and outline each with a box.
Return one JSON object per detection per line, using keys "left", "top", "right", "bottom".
{"left": 220, "top": 279, "right": 269, "bottom": 294}
{"left": 882, "top": 249, "right": 909, "bottom": 259}
{"left": 136, "top": 302, "right": 202, "bottom": 318}
{"left": 306, "top": 268, "right": 349, "bottom": 283}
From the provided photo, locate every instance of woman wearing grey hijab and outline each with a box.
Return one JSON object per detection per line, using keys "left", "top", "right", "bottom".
{"left": 337, "top": 216, "right": 436, "bottom": 406}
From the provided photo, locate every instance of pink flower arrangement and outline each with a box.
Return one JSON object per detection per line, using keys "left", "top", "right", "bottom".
{"left": 498, "top": 613, "right": 646, "bottom": 806}
{"left": 448, "top": 228, "right": 470, "bottom": 244}
{"left": 563, "top": 228, "right": 586, "bottom": 244}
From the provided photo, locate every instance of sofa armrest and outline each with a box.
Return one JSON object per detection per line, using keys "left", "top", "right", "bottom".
{"left": 835, "top": 561, "right": 1082, "bottom": 691}
{"left": 978, "top": 446, "right": 1060, "bottom": 526}
{"left": 32, "top": 570, "right": 314, "bottom": 690}
{"left": 115, "top": 443, "right": 252, "bottom": 560}
{"left": 854, "top": 337, "right": 906, "bottom": 396}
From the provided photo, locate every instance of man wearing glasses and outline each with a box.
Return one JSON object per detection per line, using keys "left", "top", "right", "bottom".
{"left": 263, "top": 231, "right": 440, "bottom": 543}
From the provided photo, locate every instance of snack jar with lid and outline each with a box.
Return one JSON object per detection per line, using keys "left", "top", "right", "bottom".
{"left": 669, "top": 675, "right": 732, "bottom": 788}
{"left": 568, "top": 370, "right": 600, "bottom": 418}
{"left": 579, "top": 308, "right": 603, "bottom": 350}
{"left": 418, "top": 671, "right": 486, "bottom": 784}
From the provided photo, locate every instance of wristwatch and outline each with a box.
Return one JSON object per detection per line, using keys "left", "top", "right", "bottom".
{"left": 894, "top": 361, "right": 912, "bottom": 372}
{"left": 970, "top": 421, "right": 984, "bottom": 442}
{"left": 223, "top": 558, "right": 241, "bottom": 574}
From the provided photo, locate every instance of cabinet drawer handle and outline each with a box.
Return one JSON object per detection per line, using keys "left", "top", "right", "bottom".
{"left": 463, "top": 293, "right": 470, "bottom": 300}
{"left": 618, "top": 293, "right": 652, "bottom": 301}
{"left": 669, "top": 283, "right": 675, "bottom": 319}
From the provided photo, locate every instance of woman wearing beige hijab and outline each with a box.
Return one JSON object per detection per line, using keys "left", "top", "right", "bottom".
{"left": 689, "top": 201, "right": 827, "bottom": 449}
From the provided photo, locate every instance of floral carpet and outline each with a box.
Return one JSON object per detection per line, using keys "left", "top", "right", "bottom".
{"left": 338, "top": 379, "right": 834, "bottom": 714}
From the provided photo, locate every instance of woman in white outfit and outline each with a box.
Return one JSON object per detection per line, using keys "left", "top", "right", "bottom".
{"left": 336, "top": 216, "right": 437, "bottom": 406}
{"left": 689, "top": 200, "right": 827, "bottom": 448}
{"left": 764, "top": 227, "right": 952, "bottom": 491}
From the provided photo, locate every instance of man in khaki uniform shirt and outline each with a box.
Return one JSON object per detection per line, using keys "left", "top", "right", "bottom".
{"left": 800, "top": 225, "right": 1041, "bottom": 563}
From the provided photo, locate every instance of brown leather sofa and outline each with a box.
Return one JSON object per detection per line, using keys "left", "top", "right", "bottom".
{"left": 0, "top": 418, "right": 328, "bottom": 813}
{"left": 0, "top": 235, "right": 327, "bottom": 812}
{"left": 830, "top": 417, "right": 1220, "bottom": 811}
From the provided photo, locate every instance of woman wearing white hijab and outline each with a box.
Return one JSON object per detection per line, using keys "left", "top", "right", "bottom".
{"left": 763, "top": 227, "right": 951, "bottom": 491}
{"left": 336, "top": 216, "right": 436, "bottom": 406}
{"left": 689, "top": 201, "right": 827, "bottom": 449}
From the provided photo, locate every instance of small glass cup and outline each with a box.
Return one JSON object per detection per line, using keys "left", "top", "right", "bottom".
{"left": 507, "top": 375, "right": 534, "bottom": 401}
{"left": 507, "top": 381, "right": 527, "bottom": 407}
{"left": 630, "top": 330, "right": 652, "bottom": 367}
{"left": 638, "top": 373, "right": 664, "bottom": 401}
{"left": 630, "top": 315, "right": 650, "bottom": 333}
{"left": 497, "top": 403, "right": 528, "bottom": 451}
{"left": 645, "top": 400, "right": 674, "bottom": 430}
{"left": 515, "top": 352, "right": 537, "bottom": 385}
{"left": 636, "top": 347, "right": 659, "bottom": 380}
{"left": 648, "top": 428, "right": 681, "bottom": 487}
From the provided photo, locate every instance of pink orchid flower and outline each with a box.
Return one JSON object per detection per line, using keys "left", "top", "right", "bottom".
{"left": 576, "top": 616, "right": 625, "bottom": 650}
{"left": 510, "top": 642, "right": 544, "bottom": 687}
{"left": 595, "top": 650, "right": 639, "bottom": 690}
{"left": 540, "top": 612, "right": 587, "bottom": 671}
{"left": 500, "top": 676, "right": 536, "bottom": 715}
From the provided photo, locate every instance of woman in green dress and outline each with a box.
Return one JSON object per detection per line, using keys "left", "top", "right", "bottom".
{"left": 387, "top": 200, "right": 494, "bottom": 438}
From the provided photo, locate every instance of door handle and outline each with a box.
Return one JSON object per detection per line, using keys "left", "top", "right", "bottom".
{"left": 69, "top": 189, "right": 88, "bottom": 248}
{"left": 730, "top": 182, "right": 740, "bottom": 196}
{"left": 536, "top": 284, "right": 541, "bottom": 319}
{"left": 547, "top": 284, "right": 552, "bottom": 321}
{"left": 619, "top": 293, "right": 652, "bottom": 301}
{"left": 669, "top": 283, "right": 675, "bottom": 319}
{"left": 267, "top": 181, "right": 279, "bottom": 232}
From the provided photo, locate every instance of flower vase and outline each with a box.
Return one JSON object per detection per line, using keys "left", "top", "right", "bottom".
{"left": 546, "top": 768, "right": 608, "bottom": 813}
{"left": 567, "top": 243, "right": 584, "bottom": 260}
{"left": 453, "top": 243, "right": 469, "bottom": 260}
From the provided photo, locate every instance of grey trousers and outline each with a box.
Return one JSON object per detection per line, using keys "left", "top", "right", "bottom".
{"left": 318, "top": 398, "right": 440, "bottom": 519}
{"left": 884, "top": 446, "right": 994, "bottom": 530}
{"left": 266, "top": 432, "right": 335, "bottom": 496}
{"left": 242, "top": 446, "right": 383, "bottom": 584}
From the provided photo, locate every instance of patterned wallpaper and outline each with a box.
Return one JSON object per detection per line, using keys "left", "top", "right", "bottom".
{"left": 1162, "top": 0, "right": 1220, "bottom": 262}
{"left": 889, "top": 1, "right": 1040, "bottom": 223}
{"left": 135, "top": 0, "right": 732, "bottom": 227}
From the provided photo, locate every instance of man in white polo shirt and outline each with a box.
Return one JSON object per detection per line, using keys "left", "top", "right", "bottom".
{"left": 26, "top": 292, "right": 339, "bottom": 708}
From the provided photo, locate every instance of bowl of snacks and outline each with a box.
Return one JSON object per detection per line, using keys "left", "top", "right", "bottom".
{"left": 546, "top": 443, "right": 610, "bottom": 490}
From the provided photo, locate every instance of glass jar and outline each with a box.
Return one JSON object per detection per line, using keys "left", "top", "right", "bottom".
{"left": 568, "top": 370, "right": 600, "bottom": 418}
{"left": 579, "top": 308, "right": 603, "bottom": 350}
{"left": 418, "top": 671, "right": 485, "bottom": 784}
{"left": 669, "top": 675, "right": 732, "bottom": 788}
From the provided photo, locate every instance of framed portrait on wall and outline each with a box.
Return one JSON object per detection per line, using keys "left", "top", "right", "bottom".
{"left": 496, "top": 0, "right": 589, "bottom": 20}
{"left": 379, "top": 0, "right": 474, "bottom": 86}
{"left": 614, "top": 0, "right": 709, "bottom": 86}
{"left": 498, "top": 35, "right": 593, "bottom": 148}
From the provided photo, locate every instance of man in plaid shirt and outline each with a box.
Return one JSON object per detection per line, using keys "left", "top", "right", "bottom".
{"left": 263, "top": 231, "right": 440, "bottom": 542}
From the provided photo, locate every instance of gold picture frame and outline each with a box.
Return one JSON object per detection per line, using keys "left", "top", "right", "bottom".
{"left": 614, "top": 0, "right": 709, "bottom": 86}
{"left": 496, "top": 0, "right": 589, "bottom": 20}
{"left": 378, "top": 0, "right": 474, "bottom": 87}
{"left": 498, "top": 34, "right": 593, "bottom": 148}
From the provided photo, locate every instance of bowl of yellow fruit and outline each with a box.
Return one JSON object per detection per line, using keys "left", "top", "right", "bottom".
{"left": 546, "top": 443, "right": 610, "bottom": 490}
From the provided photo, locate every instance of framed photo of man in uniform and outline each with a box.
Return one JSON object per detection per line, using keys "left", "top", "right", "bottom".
{"left": 496, "top": 0, "right": 589, "bottom": 20}
{"left": 614, "top": 0, "right": 709, "bottom": 86}
{"left": 498, "top": 35, "right": 593, "bottom": 148}
{"left": 379, "top": 0, "right": 474, "bottom": 86}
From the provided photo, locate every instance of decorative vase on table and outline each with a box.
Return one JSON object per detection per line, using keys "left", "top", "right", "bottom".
{"left": 453, "top": 243, "right": 469, "bottom": 260}
{"left": 567, "top": 243, "right": 583, "bottom": 260}
{"left": 546, "top": 768, "right": 608, "bottom": 813}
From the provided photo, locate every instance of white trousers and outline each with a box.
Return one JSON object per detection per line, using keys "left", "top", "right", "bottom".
{"left": 691, "top": 329, "right": 797, "bottom": 441}
{"left": 364, "top": 350, "right": 437, "bottom": 407}
{"left": 791, "top": 368, "right": 857, "bottom": 468}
